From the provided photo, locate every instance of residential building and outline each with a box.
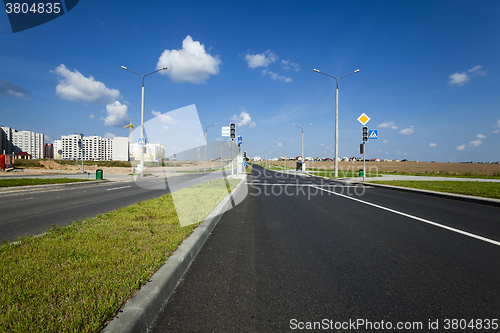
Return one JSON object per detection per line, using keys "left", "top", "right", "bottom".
{"left": 12, "top": 130, "right": 44, "bottom": 159}
{"left": 53, "top": 140, "right": 62, "bottom": 159}
{"left": 60, "top": 134, "right": 128, "bottom": 161}
{"left": 44, "top": 143, "right": 54, "bottom": 159}
{"left": 130, "top": 143, "right": 165, "bottom": 162}
{"left": 1, "top": 126, "right": 14, "bottom": 155}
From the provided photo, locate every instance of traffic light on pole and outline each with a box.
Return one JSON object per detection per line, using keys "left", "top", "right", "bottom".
{"left": 230, "top": 123, "right": 236, "bottom": 139}
{"left": 362, "top": 126, "right": 368, "bottom": 142}
{"left": 360, "top": 143, "right": 364, "bottom": 154}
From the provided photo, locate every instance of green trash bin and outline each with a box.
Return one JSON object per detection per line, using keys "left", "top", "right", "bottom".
{"left": 96, "top": 169, "right": 103, "bottom": 180}
{"left": 359, "top": 169, "right": 363, "bottom": 177}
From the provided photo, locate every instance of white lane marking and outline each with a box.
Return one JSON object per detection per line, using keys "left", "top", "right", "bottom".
{"left": 311, "top": 185, "right": 500, "bottom": 247}
{"left": 245, "top": 183, "right": 361, "bottom": 187}
{"left": 107, "top": 185, "right": 131, "bottom": 191}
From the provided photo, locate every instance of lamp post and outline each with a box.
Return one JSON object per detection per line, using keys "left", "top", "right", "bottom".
{"left": 121, "top": 65, "right": 168, "bottom": 177}
{"left": 313, "top": 68, "right": 359, "bottom": 177}
{"left": 292, "top": 123, "right": 312, "bottom": 162}
{"left": 278, "top": 139, "right": 291, "bottom": 171}
{"left": 80, "top": 133, "right": 84, "bottom": 173}
{"left": 203, "top": 123, "right": 217, "bottom": 172}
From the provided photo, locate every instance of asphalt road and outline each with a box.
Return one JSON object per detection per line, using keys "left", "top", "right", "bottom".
{"left": 150, "top": 164, "right": 500, "bottom": 332}
{"left": 0, "top": 170, "right": 235, "bottom": 243}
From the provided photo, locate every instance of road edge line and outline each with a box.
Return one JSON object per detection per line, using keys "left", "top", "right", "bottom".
{"left": 101, "top": 174, "right": 247, "bottom": 333}
{"left": 304, "top": 172, "right": 500, "bottom": 207}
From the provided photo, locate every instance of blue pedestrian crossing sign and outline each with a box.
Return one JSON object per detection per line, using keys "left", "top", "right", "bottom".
{"left": 138, "top": 138, "right": 145, "bottom": 145}
{"left": 369, "top": 130, "right": 378, "bottom": 139}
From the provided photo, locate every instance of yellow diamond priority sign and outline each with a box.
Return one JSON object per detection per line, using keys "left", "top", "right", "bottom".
{"left": 357, "top": 113, "right": 370, "bottom": 126}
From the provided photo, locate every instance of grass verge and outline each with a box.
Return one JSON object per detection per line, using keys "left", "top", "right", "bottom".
{"left": 0, "top": 178, "right": 94, "bottom": 188}
{"left": 368, "top": 180, "right": 500, "bottom": 199}
{"left": 379, "top": 171, "right": 500, "bottom": 179}
{"left": 0, "top": 177, "right": 241, "bottom": 333}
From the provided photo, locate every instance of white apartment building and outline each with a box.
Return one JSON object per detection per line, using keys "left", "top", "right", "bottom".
{"left": 130, "top": 143, "right": 165, "bottom": 162}
{"left": 60, "top": 134, "right": 128, "bottom": 161}
{"left": 1, "top": 126, "right": 14, "bottom": 155}
{"left": 53, "top": 140, "right": 62, "bottom": 159}
{"left": 12, "top": 130, "right": 44, "bottom": 159}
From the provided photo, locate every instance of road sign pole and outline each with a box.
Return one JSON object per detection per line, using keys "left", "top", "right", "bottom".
{"left": 363, "top": 143, "right": 366, "bottom": 182}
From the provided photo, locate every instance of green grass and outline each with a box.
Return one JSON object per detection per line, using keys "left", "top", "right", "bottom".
{"left": 0, "top": 178, "right": 94, "bottom": 188}
{"left": 0, "top": 177, "right": 242, "bottom": 333}
{"left": 10, "top": 159, "right": 43, "bottom": 168}
{"left": 172, "top": 178, "right": 241, "bottom": 226}
{"left": 379, "top": 170, "right": 500, "bottom": 179}
{"left": 368, "top": 180, "right": 500, "bottom": 199}
{"left": 246, "top": 164, "right": 252, "bottom": 173}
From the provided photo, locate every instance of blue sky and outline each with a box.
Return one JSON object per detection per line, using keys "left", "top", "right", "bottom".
{"left": 1, "top": 0, "right": 499, "bottom": 162}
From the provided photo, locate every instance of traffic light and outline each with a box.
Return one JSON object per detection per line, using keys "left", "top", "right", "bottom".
{"left": 362, "top": 126, "right": 368, "bottom": 142}
{"left": 230, "top": 123, "right": 236, "bottom": 139}
{"left": 360, "top": 143, "right": 364, "bottom": 154}
{"left": 243, "top": 151, "right": 247, "bottom": 158}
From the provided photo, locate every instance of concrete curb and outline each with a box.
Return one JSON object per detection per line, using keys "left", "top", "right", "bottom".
{"left": 101, "top": 174, "right": 247, "bottom": 333}
{"left": 304, "top": 172, "right": 500, "bottom": 207}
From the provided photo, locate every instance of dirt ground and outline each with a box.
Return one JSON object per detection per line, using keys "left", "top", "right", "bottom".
{"left": 269, "top": 161, "right": 500, "bottom": 176}
{"left": 3, "top": 160, "right": 216, "bottom": 175}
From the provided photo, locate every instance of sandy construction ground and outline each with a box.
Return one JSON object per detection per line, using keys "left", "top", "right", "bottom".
{"left": 268, "top": 161, "right": 500, "bottom": 176}
{"left": 1, "top": 160, "right": 227, "bottom": 176}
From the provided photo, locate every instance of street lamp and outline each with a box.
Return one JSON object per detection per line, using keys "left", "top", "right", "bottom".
{"left": 292, "top": 123, "right": 312, "bottom": 162}
{"left": 80, "top": 133, "right": 84, "bottom": 173}
{"left": 313, "top": 68, "right": 359, "bottom": 177}
{"left": 121, "top": 65, "right": 168, "bottom": 177}
{"left": 203, "top": 123, "right": 217, "bottom": 172}
{"left": 278, "top": 139, "right": 291, "bottom": 171}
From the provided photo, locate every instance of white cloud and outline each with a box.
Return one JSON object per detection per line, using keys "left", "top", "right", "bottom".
{"left": 469, "top": 139, "right": 482, "bottom": 147}
{"left": 429, "top": 143, "right": 437, "bottom": 147}
{"left": 215, "top": 137, "right": 224, "bottom": 142}
{"left": 245, "top": 50, "right": 277, "bottom": 68}
{"left": 0, "top": 78, "right": 31, "bottom": 99}
{"left": 277, "top": 142, "right": 283, "bottom": 147}
{"left": 156, "top": 35, "right": 221, "bottom": 84}
{"left": 52, "top": 64, "right": 121, "bottom": 104}
{"left": 449, "top": 65, "right": 488, "bottom": 86}
{"left": 89, "top": 114, "right": 95, "bottom": 119}
{"left": 261, "top": 69, "right": 292, "bottom": 83}
{"left": 492, "top": 129, "right": 500, "bottom": 134}
{"left": 103, "top": 101, "right": 129, "bottom": 127}
{"left": 378, "top": 121, "right": 398, "bottom": 130}
{"left": 231, "top": 111, "right": 256, "bottom": 128}
{"left": 494, "top": 119, "right": 500, "bottom": 128}
{"left": 449, "top": 72, "right": 470, "bottom": 86}
{"left": 3, "top": 109, "right": 14, "bottom": 113}
{"left": 104, "top": 132, "right": 116, "bottom": 139}
{"left": 152, "top": 110, "right": 177, "bottom": 124}
{"left": 468, "top": 65, "right": 488, "bottom": 76}
{"left": 281, "top": 60, "right": 300, "bottom": 72}
{"left": 399, "top": 126, "right": 415, "bottom": 135}
{"left": 383, "top": 140, "right": 388, "bottom": 144}
{"left": 457, "top": 145, "right": 466, "bottom": 150}
{"left": 476, "top": 133, "right": 486, "bottom": 139}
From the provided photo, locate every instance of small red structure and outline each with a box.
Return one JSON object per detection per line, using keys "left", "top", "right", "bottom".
{"left": 15, "top": 152, "right": 32, "bottom": 160}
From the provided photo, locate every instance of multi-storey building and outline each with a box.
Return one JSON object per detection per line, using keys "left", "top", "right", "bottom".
{"left": 130, "top": 143, "right": 165, "bottom": 162}
{"left": 60, "top": 134, "right": 128, "bottom": 161}
{"left": 12, "top": 130, "right": 44, "bottom": 159}
{"left": 1, "top": 126, "right": 14, "bottom": 155}
{"left": 53, "top": 140, "right": 62, "bottom": 159}
{"left": 44, "top": 143, "right": 54, "bottom": 159}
